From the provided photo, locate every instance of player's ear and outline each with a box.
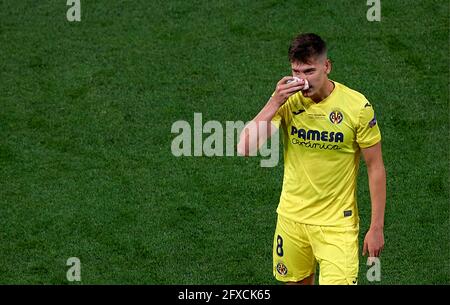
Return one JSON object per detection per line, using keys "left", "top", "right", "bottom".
{"left": 325, "top": 58, "right": 332, "bottom": 75}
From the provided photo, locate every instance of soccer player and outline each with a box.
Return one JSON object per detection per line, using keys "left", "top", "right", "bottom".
{"left": 237, "top": 33, "right": 386, "bottom": 285}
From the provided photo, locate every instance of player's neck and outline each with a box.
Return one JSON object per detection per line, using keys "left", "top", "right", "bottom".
{"left": 311, "top": 80, "right": 335, "bottom": 103}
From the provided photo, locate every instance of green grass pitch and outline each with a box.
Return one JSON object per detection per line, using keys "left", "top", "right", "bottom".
{"left": 0, "top": 0, "right": 448, "bottom": 284}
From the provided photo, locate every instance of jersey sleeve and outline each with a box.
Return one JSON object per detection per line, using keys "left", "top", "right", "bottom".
{"left": 271, "top": 108, "right": 283, "bottom": 129}
{"left": 356, "top": 101, "right": 381, "bottom": 148}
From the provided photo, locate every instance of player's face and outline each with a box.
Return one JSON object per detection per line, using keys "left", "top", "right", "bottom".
{"left": 291, "top": 56, "right": 331, "bottom": 98}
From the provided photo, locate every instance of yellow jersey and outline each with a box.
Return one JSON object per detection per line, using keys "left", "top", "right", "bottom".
{"left": 271, "top": 81, "right": 381, "bottom": 226}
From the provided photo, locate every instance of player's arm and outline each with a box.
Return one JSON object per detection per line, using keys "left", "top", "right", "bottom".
{"left": 237, "top": 77, "right": 306, "bottom": 156}
{"left": 361, "top": 142, "right": 386, "bottom": 258}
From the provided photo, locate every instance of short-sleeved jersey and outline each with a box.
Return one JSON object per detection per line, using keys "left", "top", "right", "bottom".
{"left": 271, "top": 81, "right": 381, "bottom": 227}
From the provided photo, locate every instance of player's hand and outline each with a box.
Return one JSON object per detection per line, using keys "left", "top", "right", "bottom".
{"left": 362, "top": 227, "right": 384, "bottom": 259}
{"left": 271, "top": 76, "right": 307, "bottom": 106}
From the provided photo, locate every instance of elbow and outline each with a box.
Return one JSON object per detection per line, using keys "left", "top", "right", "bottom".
{"left": 366, "top": 160, "right": 385, "bottom": 172}
{"left": 237, "top": 141, "right": 249, "bottom": 157}
{"left": 366, "top": 161, "right": 386, "bottom": 180}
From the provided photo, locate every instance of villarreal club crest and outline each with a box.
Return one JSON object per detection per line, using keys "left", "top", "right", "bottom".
{"left": 329, "top": 110, "right": 344, "bottom": 125}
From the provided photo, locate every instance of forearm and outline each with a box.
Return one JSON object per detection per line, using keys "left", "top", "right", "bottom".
{"left": 237, "top": 98, "right": 280, "bottom": 156}
{"left": 367, "top": 163, "right": 386, "bottom": 230}
{"left": 253, "top": 97, "right": 281, "bottom": 123}
{"left": 237, "top": 77, "right": 305, "bottom": 156}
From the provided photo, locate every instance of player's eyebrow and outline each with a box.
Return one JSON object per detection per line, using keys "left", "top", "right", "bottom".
{"left": 292, "top": 67, "right": 316, "bottom": 73}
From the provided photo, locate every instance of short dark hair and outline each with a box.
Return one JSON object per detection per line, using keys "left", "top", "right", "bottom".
{"left": 288, "top": 33, "right": 327, "bottom": 63}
